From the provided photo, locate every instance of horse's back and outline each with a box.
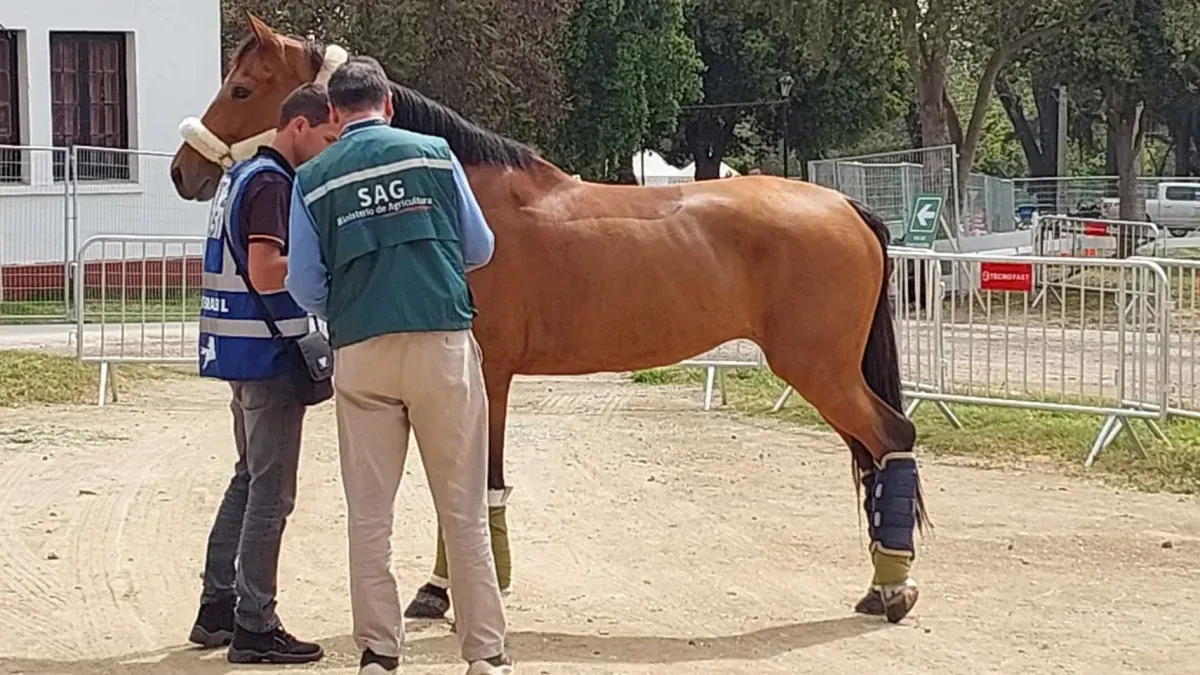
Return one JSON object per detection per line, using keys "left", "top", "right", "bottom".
{"left": 475, "top": 175, "right": 883, "bottom": 373}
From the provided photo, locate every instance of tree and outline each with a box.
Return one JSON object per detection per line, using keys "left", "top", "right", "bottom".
{"left": 993, "top": 64, "right": 1063, "bottom": 178}
{"left": 220, "top": 0, "right": 575, "bottom": 149}
{"left": 674, "top": 0, "right": 904, "bottom": 180}
{"left": 890, "top": 0, "right": 1103, "bottom": 186}
{"left": 553, "top": 0, "right": 702, "bottom": 181}
{"left": 1037, "top": 0, "right": 1198, "bottom": 232}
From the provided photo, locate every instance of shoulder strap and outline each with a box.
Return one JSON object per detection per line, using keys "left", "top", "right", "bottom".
{"left": 221, "top": 203, "right": 312, "bottom": 341}
{"left": 222, "top": 232, "right": 289, "bottom": 340}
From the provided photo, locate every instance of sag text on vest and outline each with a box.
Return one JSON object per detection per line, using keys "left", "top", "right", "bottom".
{"left": 337, "top": 178, "right": 435, "bottom": 227}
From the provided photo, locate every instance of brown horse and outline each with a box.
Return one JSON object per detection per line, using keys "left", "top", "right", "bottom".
{"left": 170, "top": 15, "right": 925, "bottom": 624}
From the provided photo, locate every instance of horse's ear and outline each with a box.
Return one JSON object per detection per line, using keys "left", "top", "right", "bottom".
{"left": 246, "top": 12, "right": 283, "bottom": 55}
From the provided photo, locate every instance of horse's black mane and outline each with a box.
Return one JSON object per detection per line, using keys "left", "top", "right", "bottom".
{"left": 386, "top": 82, "right": 537, "bottom": 169}
{"left": 236, "top": 33, "right": 538, "bottom": 168}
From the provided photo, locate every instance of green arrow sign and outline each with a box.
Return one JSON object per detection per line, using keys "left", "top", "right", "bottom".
{"left": 903, "top": 194, "right": 943, "bottom": 248}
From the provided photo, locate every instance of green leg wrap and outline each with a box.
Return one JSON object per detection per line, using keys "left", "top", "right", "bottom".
{"left": 871, "top": 549, "right": 912, "bottom": 587}
{"left": 428, "top": 487, "right": 513, "bottom": 592}
{"left": 489, "top": 504, "right": 511, "bottom": 592}
{"left": 431, "top": 526, "right": 450, "bottom": 588}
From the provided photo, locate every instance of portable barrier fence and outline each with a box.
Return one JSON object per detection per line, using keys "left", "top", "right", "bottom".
{"left": 73, "top": 234, "right": 205, "bottom": 405}
{"left": 679, "top": 341, "right": 767, "bottom": 411}
{"left": 1033, "top": 214, "right": 1165, "bottom": 260}
{"left": 1131, "top": 257, "right": 1200, "bottom": 422}
{"left": 0, "top": 146, "right": 209, "bottom": 323}
{"left": 762, "top": 248, "right": 1172, "bottom": 465}
{"left": 806, "top": 145, "right": 961, "bottom": 243}
{"left": 1014, "top": 176, "right": 1200, "bottom": 217}
{"left": 0, "top": 146, "right": 72, "bottom": 321}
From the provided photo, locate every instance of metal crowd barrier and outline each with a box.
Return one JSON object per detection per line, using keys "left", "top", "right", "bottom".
{"left": 73, "top": 234, "right": 205, "bottom": 405}
{"left": 65, "top": 234, "right": 1187, "bottom": 469}
{"left": 1129, "top": 256, "right": 1200, "bottom": 421}
{"left": 769, "top": 248, "right": 1171, "bottom": 465}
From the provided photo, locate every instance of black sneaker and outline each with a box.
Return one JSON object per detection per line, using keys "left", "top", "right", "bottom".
{"left": 187, "top": 596, "right": 235, "bottom": 648}
{"left": 226, "top": 625, "right": 324, "bottom": 664}
{"left": 359, "top": 649, "right": 400, "bottom": 674}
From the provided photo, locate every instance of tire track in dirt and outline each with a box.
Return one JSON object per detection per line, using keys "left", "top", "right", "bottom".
{"left": 66, "top": 392, "right": 220, "bottom": 655}
{"left": 0, "top": 448, "right": 82, "bottom": 659}
{"left": 508, "top": 382, "right": 863, "bottom": 672}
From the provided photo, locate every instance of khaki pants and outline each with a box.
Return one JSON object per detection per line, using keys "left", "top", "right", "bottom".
{"left": 334, "top": 329, "right": 506, "bottom": 662}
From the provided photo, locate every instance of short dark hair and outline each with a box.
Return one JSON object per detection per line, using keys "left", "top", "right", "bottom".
{"left": 327, "top": 56, "right": 391, "bottom": 113}
{"left": 278, "top": 83, "right": 331, "bottom": 130}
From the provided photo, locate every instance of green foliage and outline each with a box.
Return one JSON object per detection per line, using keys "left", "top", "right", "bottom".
{"left": 220, "top": 0, "right": 575, "bottom": 150}
{"left": 664, "top": 0, "right": 905, "bottom": 176}
{"left": 552, "top": 0, "right": 702, "bottom": 179}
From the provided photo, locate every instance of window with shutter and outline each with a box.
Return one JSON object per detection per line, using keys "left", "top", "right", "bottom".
{"left": 49, "top": 32, "right": 130, "bottom": 181}
{"left": 0, "top": 31, "right": 21, "bottom": 183}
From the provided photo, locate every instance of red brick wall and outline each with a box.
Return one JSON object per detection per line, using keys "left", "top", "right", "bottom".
{"left": 0, "top": 257, "right": 204, "bottom": 300}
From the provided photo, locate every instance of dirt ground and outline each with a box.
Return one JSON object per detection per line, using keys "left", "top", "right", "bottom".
{"left": 1, "top": 373, "right": 1198, "bottom": 675}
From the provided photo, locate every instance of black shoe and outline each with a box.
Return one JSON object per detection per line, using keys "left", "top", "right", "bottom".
{"left": 187, "top": 596, "right": 235, "bottom": 648}
{"left": 360, "top": 649, "right": 400, "bottom": 673}
{"left": 467, "top": 653, "right": 514, "bottom": 675}
{"left": 226, "top": 625, "right": 324, "bottom": 664}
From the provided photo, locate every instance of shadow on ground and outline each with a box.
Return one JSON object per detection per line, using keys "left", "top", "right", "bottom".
{"left": 0, "top": 616, "right": 888, "bottom": 674}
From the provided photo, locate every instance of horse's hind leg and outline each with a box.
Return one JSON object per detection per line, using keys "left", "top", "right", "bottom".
{"left": 769, "top": 355, "right": 921, "bottom": 623}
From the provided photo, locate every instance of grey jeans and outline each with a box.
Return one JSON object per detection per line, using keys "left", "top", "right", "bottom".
{"left": 200, "top": 377, "right": 306, "bottom": 633}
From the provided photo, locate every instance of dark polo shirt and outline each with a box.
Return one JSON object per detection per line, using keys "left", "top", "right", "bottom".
{"left": 240, "top": 146, "right": 296, "bottom": 253}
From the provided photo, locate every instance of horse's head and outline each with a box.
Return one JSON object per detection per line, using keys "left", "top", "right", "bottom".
{"left": 169, "top": 13, "right": 347, "bottom": 201}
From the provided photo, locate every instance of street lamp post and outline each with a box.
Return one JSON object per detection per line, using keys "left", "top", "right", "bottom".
{"left": 779, "top": 75, "right": 794, "bottom": 179}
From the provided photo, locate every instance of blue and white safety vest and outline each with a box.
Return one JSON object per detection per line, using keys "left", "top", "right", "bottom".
{"left": 199, "top": 153, "right": 309, "bottom": 381}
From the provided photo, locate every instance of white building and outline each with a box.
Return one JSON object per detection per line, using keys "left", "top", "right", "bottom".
{"left": 0, "top": 0, "right": 220, "bottom": 285}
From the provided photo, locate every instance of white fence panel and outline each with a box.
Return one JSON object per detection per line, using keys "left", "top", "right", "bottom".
{"left": 0, "top": 146, "right": 72, "bottom": 320}
{"left": 807, "top": 145, "right": 961, "bottom": 243}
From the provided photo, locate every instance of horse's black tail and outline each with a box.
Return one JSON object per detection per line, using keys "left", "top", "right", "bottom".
{"left": 846, "top": 198, "right": 928, "bottom": 534}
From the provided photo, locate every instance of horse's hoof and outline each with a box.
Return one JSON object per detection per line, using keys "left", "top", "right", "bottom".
{"left": 403, "top": 584, "right": 450, "bottom": 620}
{"left": 853, "top": 588, "right": 886, "bottom": 616}
{"left": 880, "top": 580, "right": 919, "bottom": 624}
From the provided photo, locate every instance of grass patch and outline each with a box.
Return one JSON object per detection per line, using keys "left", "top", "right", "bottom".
{"left": 0, "top": 349, "right": 191, "bottom": 407}
{"left": 1, "top": 292, "right": 201, "bottom": 325}
{"left": 631, "top": 365, "right": 1200, "bottom": 494}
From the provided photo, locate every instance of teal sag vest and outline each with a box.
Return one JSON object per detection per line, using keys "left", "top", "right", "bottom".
{"left": 199, "top": 153, "right": 310, "bottom": 380}
{"left": 296, "top": 119, "right": 476, "bottom": 350}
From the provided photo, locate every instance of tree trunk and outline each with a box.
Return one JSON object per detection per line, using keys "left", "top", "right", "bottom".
{"left": 915, "top": 54, "right": 952, "bottom": 147}
{"left": 615, "top": 153, "right": 638, "bottom": 184}
{"left": 996, "top": 74, "right": 1054, "bottom": 177}
{"left": 1107, "top": 91, "right": 1144, "bottom": 258}
{"left": 693, "top": 156, "right": 722, "bottom": 180}
{"left": 1031, "top": 78, "right": 1061, "bottom": 177}
{"left": 684, "top": 113, "right": 736, "bottom": 182}
{"left": 1167, "top": 103, "right": 1198, "bottom": 176}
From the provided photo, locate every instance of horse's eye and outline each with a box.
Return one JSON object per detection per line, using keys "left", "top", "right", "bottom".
{"left": 232, "top": 86, "right": 252, "bottom": 100}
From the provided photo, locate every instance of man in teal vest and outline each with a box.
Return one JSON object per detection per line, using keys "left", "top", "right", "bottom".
{"left": 285, "top": 56, "right": 512, "bottom": 675}
{"left": 191, "top": 83, "right": 340, "bottom": 665}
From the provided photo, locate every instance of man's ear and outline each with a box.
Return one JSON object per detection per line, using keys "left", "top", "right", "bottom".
{"left": 383, "top": 90, "right": 394, "bottom": 121}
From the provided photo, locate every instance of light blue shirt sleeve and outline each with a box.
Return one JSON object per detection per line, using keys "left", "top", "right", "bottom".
{"left": 284, "top": 181, "right": 330, "bottom": 321}
{"left": 450, "top": 153, "right": 496, "bottom": 272}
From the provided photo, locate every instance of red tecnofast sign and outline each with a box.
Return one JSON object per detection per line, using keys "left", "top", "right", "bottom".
{"left": 979, "top": 262, "right": 1034, "bottom": 292}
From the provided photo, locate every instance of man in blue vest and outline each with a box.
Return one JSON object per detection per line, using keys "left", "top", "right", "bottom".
{"left": 285, "top": 57, "right": 511, "bottom": 675}
{"left": 190, "top": 83, "right": 340, "bottom": 665}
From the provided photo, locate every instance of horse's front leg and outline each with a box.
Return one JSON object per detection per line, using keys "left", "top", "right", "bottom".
{"left": 404, "top": 371, "right": 514, "bottom": 620}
